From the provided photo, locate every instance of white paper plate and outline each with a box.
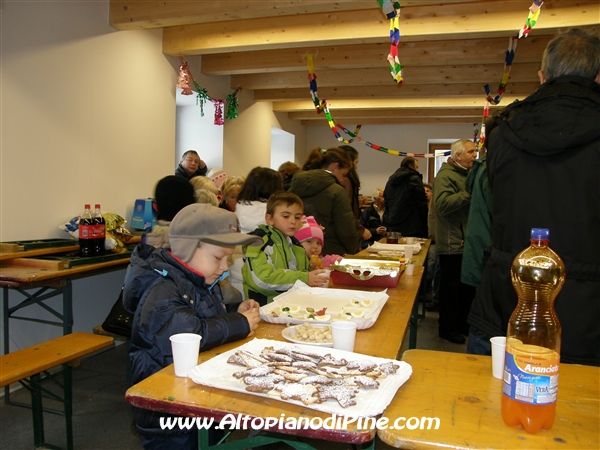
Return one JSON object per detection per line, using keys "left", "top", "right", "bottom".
{"left": 281, "top": 324, "right": 333, "bottom": 347}
{"left": 259, "top": 281, "right": 388, "bottom": 330}
{"left": 188, "top": 338, "right": 412, "bottom": 417}
{"left": 367, "top": 241, "right": 421, "bottom": 254}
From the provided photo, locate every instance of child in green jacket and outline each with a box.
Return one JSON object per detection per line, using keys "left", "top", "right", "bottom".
{"left": 242, "top": 192, "right": 329, "bottom": 305}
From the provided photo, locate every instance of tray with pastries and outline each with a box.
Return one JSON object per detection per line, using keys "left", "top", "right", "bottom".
{"left": 259, "top": 281, "right": 388, "bottom": 330}
{"left": 188, "top": 338, "right": 412, "bottom": 417}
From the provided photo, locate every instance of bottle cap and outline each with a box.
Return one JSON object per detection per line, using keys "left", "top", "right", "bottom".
{"left": 95, "top": 204, "right": 101, "bottom": 208}
{"left": 84, "top": 204, "right": 90, "bottom": 209}
{"left": 531, "top": 228, "right": 550, "bottom": 240}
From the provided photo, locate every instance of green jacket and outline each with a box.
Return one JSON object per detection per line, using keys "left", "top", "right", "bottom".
{"left": 432, "top": 159, "right": 471, "bottom": 255}
{"left": 242, "top": 225, "right": 310, "bottom": 303}
{"left": 461, "top": 155, "right": 492, "bottom": 286}
{"left": 289, "top": 170, "right": 359, "bottom": 255}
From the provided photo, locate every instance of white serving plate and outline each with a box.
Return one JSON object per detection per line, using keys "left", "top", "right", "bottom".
{"left": 281, "top": 323, "right": 333, "bottom": 347}
{"left": 367, "top": 241, "right": 421, "bottom": 254}
{"left": 188, "top": 338, "right": 412, "bottom": 417}
{"left": 259, "top": 281, "right": 388, "bottom": 330}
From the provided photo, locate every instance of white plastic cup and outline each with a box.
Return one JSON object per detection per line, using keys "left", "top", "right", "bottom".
{"left": 405, "top": 263, "right": 415, "bottom": 276}
{"left": 404, "top": 245, "right": 414, "bottom": 260}
{"left": 331, "top": 321, "right": 358, "bottom": 352}
{"left": 321, "top": 269, "right": 331, "bottom": 288}
{"left": 406, "top": 237, "right": 415, "bottom": 244}
{"left": 490, "top": 336, "right": 506, "bottom": 379}
{"left": 170, "top": 333, "right": 202, "bottom": 377}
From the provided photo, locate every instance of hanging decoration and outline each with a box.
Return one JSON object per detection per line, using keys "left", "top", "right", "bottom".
{"left": 177, "top": 56, "right": 195, "bottom": 95}
{"left": 378, "top": 0, "right": 403, "bottom": 86}
{"left": 307, "top": 53, "right": 447, "bottom": 157}
{"left": 176, "top": 56, "right": 240, "bottom": 125}
{"left": 519, "top": 0, "right": 544, "bottom": 38}
{"left": 225, "top": 89, "right": 241, "bottom": 120}
{"left": 474, "top": 1, "right": 544, "bottom": 147}
{"left": 307, "top": 54, "right": 360, "bottom": 144}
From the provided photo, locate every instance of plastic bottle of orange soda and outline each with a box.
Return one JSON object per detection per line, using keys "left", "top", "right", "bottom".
{"left": 501, "top": 228, "right": 565, "bottom": 434}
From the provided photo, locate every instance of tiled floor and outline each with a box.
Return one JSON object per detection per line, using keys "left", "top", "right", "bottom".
{"left": 0, "top": 307, "right": 466, "bottom": 450}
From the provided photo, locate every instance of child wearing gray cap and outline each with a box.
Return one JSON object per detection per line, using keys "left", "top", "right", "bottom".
{"left": 122, "top": 203, "right": 262, "bottom": 449}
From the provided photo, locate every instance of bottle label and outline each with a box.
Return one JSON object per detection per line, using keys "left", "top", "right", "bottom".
{"left": 502, "top": 348, "right": 559, "bottom": 405}
{"left": 79, "top": 224, "right": 93, "bottom": 239}
{"left": 91, "top": 224, "right": 105, "bottom": 239}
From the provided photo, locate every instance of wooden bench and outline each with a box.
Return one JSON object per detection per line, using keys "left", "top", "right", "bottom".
{"left": 0, "top": 332, "right": 114, "bottom": 450}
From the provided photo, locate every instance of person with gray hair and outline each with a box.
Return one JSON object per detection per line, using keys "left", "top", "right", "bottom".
{"left": 432, "top": 138, "right": 477, "bottom": 344}
{"left": 467, "top": 28, "right": 600, "bottom": 366}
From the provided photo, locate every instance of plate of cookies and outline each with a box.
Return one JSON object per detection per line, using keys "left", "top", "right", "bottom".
{"left": 282, "top": 322, "right": 333, "bottom": 347}
{"left": 188, "top": 338, "right": 412, "bottom": 417}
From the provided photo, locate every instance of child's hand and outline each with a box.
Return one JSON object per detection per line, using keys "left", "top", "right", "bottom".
{"left": 240, "top": 304, "right": 261, "bottom": 337}
{"left": 238, "top": 299, "right": 260, "bottom": 313}
{"left": 308, "top": 269, "right": 328, "bottom": 287}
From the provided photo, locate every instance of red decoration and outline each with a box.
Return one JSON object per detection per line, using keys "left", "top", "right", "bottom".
{"left": 177, "top": 56, "right": 195, "bottom": 95}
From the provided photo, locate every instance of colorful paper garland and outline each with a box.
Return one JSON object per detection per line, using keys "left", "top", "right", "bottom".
{"left": 474, "top": 1, "right": 544, "bottom": 148}
{"left": 378, "top": 0, "right": 404, "bottom": 86}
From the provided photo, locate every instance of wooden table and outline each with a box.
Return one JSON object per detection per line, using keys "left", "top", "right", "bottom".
{"left": 125, "top": 274, "right": 423, "bottom": 448}
{"left": 378, "top": 350, "right": 600, "bottom": 449}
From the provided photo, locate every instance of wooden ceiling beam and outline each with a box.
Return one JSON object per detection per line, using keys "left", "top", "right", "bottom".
{"left": 162, "top": 1, "right": 598, "bottom": 55}
{"left": 289, "top": 108, "right": 486, "bottom": 120}
{"left": 253, "top": 82, "right": 540, "bottom": 101}
{"left": 233, "top": 62, "right": 541, "bottom": 90}
{"left": 202, "top": 35, "right": 554, "bottom": 75}
{"left": 301, "top": 117, "right": 483, "bottom": 125}
{"left": 272, "top": 96, "right": 521, "bottom": 112}
{"left": 109, "top": 0, "right": 487, "bottom": 30}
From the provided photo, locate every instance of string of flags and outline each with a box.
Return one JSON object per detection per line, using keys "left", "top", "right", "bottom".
{"left": 378, "top": 0, "right": 403, "bottom": 86}
{"left": 176, "top": 56, "right": 240, "bottom": 125}
{"left": 475, "top": 0, "right": 544, "bottom": 149}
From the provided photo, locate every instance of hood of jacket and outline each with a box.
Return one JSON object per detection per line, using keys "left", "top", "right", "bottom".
{"left": 123, "top": 243, "right": 210, "bottom": 314}
{"left": 499, "top": 76, "right": 600, "bottom": 156}
{"left": 289, "top": 169, "right": 339, "bottom": 198}
{"left": 388, "top": 166, "right": 422, "bottom": 186}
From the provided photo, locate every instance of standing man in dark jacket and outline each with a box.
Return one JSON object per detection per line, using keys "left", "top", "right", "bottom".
{"left": 468, "top": 28, "right": 600, "bottom": 366}
{"left": 384, "top": 157, "right": 428, "bottom": 238}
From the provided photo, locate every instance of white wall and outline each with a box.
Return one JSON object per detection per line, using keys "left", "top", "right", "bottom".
{"left": 306, "top": 123, "right": 473, "bottom": 195}
{"left": 0, "top": 2, "right": 178, "bottom": 350}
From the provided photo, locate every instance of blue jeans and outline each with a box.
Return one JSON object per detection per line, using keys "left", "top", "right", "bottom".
{"left": 466, "top": 330, "right": 492, "bottom": 356}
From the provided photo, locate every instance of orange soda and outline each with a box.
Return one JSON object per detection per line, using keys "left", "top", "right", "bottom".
{"left": 501, "top": 228, "right": 565, "bottom": 434}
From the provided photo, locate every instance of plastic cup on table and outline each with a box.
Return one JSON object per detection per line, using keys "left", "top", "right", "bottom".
{"left": 170, "top": 333, "right": 202, "bottom": 377}
{"left": 406, "top": 237, "right": 415, "bottom": 244}
{"left": 331, "top": 321, "right": 358, "bottom": 352}
{"left": 404, "top": 245, "right": 414, "bottom": 261}
{"left": 490, "top": 336, "right": 507, "bottom": 379}
{"left": 405, "top": 263, "right": 415, "bottom": 276}
{"left": 321, "top": 269, "right": 331, "bottom": 288}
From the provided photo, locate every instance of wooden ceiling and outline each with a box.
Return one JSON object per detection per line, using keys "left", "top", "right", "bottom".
{"left": 109, "top": 0, "right": 599, "bottom": 125}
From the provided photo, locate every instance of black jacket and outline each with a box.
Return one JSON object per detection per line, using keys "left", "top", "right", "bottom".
{"left": 360, "top": 203, "right": 384, "bottom": 247}
{"left": 468, "top": 76, "right": 600, "bottom": 366}
{"left": 175, "top": 163, "right": 207, "bottom": 180}
{"left": 383, "top": 167, "right": 428, "bottom": 238}
{"left": 122, "top": 243, "right": 249, "bottom": 434}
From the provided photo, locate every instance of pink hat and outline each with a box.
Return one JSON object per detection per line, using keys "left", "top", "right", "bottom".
{"left": 208, "top": 168, "right": 228, "bottom": 191}
{"left": 295, "top": 216, "right": 324, "bottom": 246}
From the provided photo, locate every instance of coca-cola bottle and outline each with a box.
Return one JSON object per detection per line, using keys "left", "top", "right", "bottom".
{"left": 92, "top": 204, "right": 106, "bottom": 256}
{"left": 79, "top": 204, "right": 94, "bottom": 257}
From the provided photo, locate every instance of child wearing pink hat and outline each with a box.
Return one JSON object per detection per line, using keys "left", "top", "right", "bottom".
{"left": 296, "top": 216, "right": 325, "bottom": 269}
{"left": 296, "top": 215, "right": 344, "bottom": 270}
